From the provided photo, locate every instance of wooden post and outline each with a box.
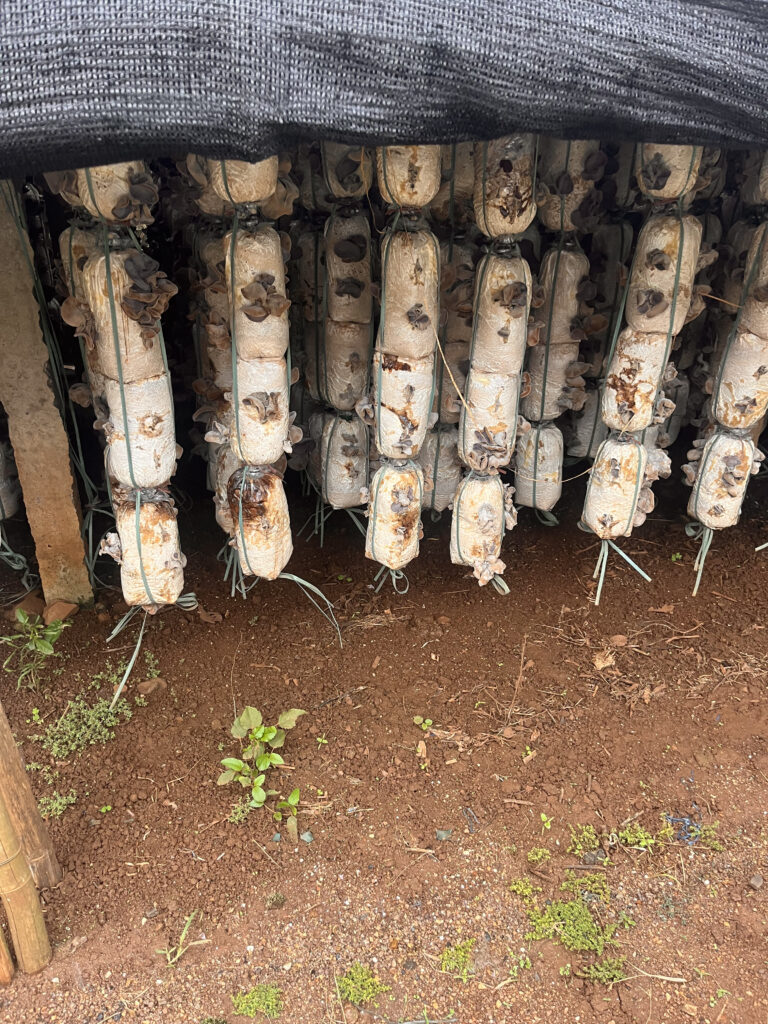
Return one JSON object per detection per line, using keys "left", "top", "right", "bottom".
{"left": 0, "top": 183, "right": 93, "bottom": 606}
{"left": 0, "top": 787, "right": 52, "bottom": 974}
{"left": 0, "top": 700, "right": 61, "bottom": 890}
{"left": 0, "top": 925, "right": 14, "bottom": 986}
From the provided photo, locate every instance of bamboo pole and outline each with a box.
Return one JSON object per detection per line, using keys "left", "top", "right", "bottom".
{"left": 0, "top": 787, "right": 51, "bottom": 974}
{"left": 0, "top": 700, "right": 61, "bottom": 889}
{"left": 0, "top": 924, "right": 14, "bottom": 985}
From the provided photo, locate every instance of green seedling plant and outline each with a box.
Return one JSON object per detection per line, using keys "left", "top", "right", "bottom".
{"left": 618, "top": 821, "right": 656, "bottom": 852}
{"left": 218, "top": 706, "right": 305, "bottom": 811}
{"left": 508, "top": 952, "right": 532, "bottom": 979}
{"left": 568, "top": 824, "right": 600, "bottom": 857}
{"left": 439, "top": 938, "right": 476, "bottom": 983}
{"left": 316, "top": 733, "right": 328, "bottom": 747}
{"left": 232, "top": 983, "right": 283, "bottom": 1019}
{"left": 273, "top": 787, "right": 300, "bottom": 823}
{"left": 413, "top": 715, "right": 433, "bottom": 732}
{"left": 38, "top": 790, "right": 76, "bottom": 819}
{"left": 540, "top": 812, "right": 554, "bottom": 833}
{"left": 0, "top": 609, "right": 70, "bottom": 690}
{"left": 337, "top": 962, "right": 390, "bottom": 1006}
{"left": 671, "top": 552, "right": 682, "bottom": 563}
{"left": 527, "top": 847, "right": 550, "bottom": 865}
{"left": 157, "top": 910, "right": 210, "bottom": 967}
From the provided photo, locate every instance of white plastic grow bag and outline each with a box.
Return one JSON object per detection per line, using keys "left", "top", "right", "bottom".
{"left": 82, "top": 250, "right": 172, "bottom": 384}
{"left": 228, "top": 466, "right": 293, "bottom": 580}
{"left": 105, "top": 489, "right": 185, "bottom": 607}
{"left": 376, "top": 145, "right": 442, "bottom": 208}
{"left": 458, "top": 369, "right": 521, "bottom": 471}
{"left": 213, "top": 442, "right": 244, "bottom": 536}
{"left": 536, "top": 139, "right": 604, "bottom": 233}
{"left": 712, "top": 328, "right": 768, "bottom": 430}
{"left": 521, "top": 341, "right": 587, "bottom": 422}
{"left": 450, "top": 472, "right": 516, "bottom": 585}
{"left": 634, "top": 144, "right": 702, "bottom": 201}
{"left": 536, "top": 246, "right": 591, "bottom": 347}
{"left": 470, "top": 253, "right": 532, "bottom": 374}
{"left": 440, "top": 239, "right": 476, "bottom": 347}
{"left": 418, "top": 428, "right": 463, "bottom": 513}
{"left": 319, "top": 416, "right": 369, "bottom": 509}
{"left": 207, "top": 157, "right": 279, "bottom": 205}
{"left": 324, "top": 210, "right": 372, "bottom": 325}
{"left": 59, "top": 225, "right": 99, "bottom": 300}
{"left": 685, "top": 430, "right": 762, "bottom": 529}
{"left": 565, "top": 389, "right": 608, "bottom": 459}
{"left": 229, "top": 356, "right": 292, "bottom": 466}
{"left": 431, "top": 143, "right": 474, "bottom": 223}
{"left": 321, "top": 142, "right": 373, "bottom": 200}
{"left": 434, "top": 340, "right": 469, "bottom": 425}
{"left": 582, "top": 437, "right": 648, "bottom": 540}
{"left": 739, "top": 223, "right": 768, "bottom": 340}
{"left": 514, "top": 423, "right": 564, "bottom": 511}
{"left": 473, "top": 135, "right": 537, "bottom": 237}
{"left": 75, "top": 161, "right": 156, "bottom": 224}
{"left": 103, "top": 374, "right": 177, "bottom": 489}
{"left": 365, "top": 460, "right": 423, "bottom": 570}
{"left": 379, "top": 228, "right": 440, "bottom": 361}
{"left": 626, "top": 213, "right": 702, "bottom": 337}
{"left": 320, "top": 319, "right": 371, "bottom": 412}
{"left": 224, "top": 225, "right": 290, "bottom": 362}
{"left": 368, "top": 350, "right": 435, "bottom": 459}
{"left": 602, "top": 328, "right": 675, "bottom": 432}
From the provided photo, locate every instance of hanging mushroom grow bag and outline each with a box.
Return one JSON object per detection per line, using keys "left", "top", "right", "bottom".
{"left": 319, "top": 415, "right": 369, "bottom": 509}
{"left": 378, "top": 227, "right": 440, "bottom": 361}
{"left": 365, "top": 460, "right": 424, "bottom": 570}
{"left": 418, "top": 427, "right": 463, "bottom": 513}
{"left": 458, "top": 368, "right": 522, "bottom": 471}
{"left": 207, "top": 157, "right": 279, "bottom": 205}
{"left": 450, "top": 472, "right": 516, "bottom": 585}
{"left": 625, "top": 213, "right": 702, "bottom": 337}
{"left": 228, "top": 465, "right": 293, "bottom": 580}
{"left": 602, "top": 328, "right": 676, "bottom": 432}
{"left": 376, "top": 145, "right": 442, "bottom": 208}
{"left": 514, "top": 423, "right": 564, "bottom": 512}
{"left": 582, "top": 436, "right": 648, "bottom": 539}
{"left": 473, "top": 135, "right": 537, "bottom": 237}
{"left": 685, "top": 430, "right": 762, "bottom": 530}
{"left": 103, "top": 488, "right": 186, "bottom": 608}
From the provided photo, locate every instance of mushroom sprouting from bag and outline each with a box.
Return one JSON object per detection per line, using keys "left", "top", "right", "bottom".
{"left": 450, "top": 472, "right": 517, "bottom": 585}
{"left": 227, "top": 464, "right": 293, "bottom": 580}
{"left": 473, "top": 135, "right": 537, "bottom": 237}
{"left": 365, "top": 460, "right": 424, "bottom": 571}
{"left": 376, "top": 145, "right": 442, "bottom": 209}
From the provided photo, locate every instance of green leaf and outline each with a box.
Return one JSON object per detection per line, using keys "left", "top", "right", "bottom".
{"left": 277, "top": 709, "right": 306, "bottom": 730}
{"left": 254, "top": 773, "right": 266, "bottom": 786}
{"left": 221, "top": 758, "right": 245, "bottom": 772}
{"left": 34, "top": 639, "right": 54, "bottom": 655}
{"left": 268, "top": 728, "right": 286, "bottom": 749}
{"left": 287, "top": 788, "right": 300, "bottom": 806}
{"left": 217, "top": 770, "right": 235, "bottom": 785}
{"left": 242, "top": 745, "right": 255, "bottom": 760}
{"left": 250, "top": 787, "right": 266, "bottom": 807}
{"left": 262, "top": 726, "right": 278, "bottom": 742}
{"left": 255, "top": 754, "right": 271, "bottom": 771}
{"left": 273, "top": 811, "right": 282, "bottom": 822}
{"left": 15, "top": 608, "right": 28, "bottom": 625}
{"left": 231, "top": 721, "right": 248, "bottom": 739}
{"left": 239, "top": 706, "right": 263, "bottom": 731}
{"left": 269, "top": 753, "right": 285, "bottom": 766}
{"left": 237, "top": 776, "right": 250, "bottom": 788}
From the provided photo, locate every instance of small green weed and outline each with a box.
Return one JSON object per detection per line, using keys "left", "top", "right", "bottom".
{"left": 618, "top": 821, "right": 656, "bottom": 851}
{"left": 567, "top": 824, "right": 600, "bottom": 857}
{"left": 540, "top": 812, "right": 554, "bottom": 833}
{"left": 559, "top": 963, "right": 571, "bottom": 977}
{"left": 671, "top": 552, "right": 682, "bottom": 563}
{"left": 508, "top": 952, "right": 532, "bottom": 979}
{"left": 527, "top": 847, "right": 551, "bottom": 865}
{"left": 337, "top": 962, "right": 390, "bottom": 1006}
{"left": 695, "top": 821, "right": 724, "bottom": 852}
{"left": 0, "top": 609, "right": 70, "bottom": 689}
{"left": 40, "top": 694, "right": 132, "bottom": 758}
{"left": 232, "top": 983, "right": 283, "bottom": 1019}
{"left": 508, "top": 878, "right": 541, "bottom": 902}
{"left": 228, "top": 798, "right": 251, "bottom": 825}
{"left": 200, "top": 1018, "right": 227, "bottom": 1024}
{"left": 577, "top": 956, "right": 627, "bottom": 985}
{"left": 218, "top": 706, "right": 305, "bottom": 813}
{"left": 265, "top": 892, "right": 285, "bottom": 910}
{"left": 316, "top": 733, "right": 328, "bottom": 747}
{"left": 560, "top": 870, "right": 609, "bottom": 904}
{"left": 439, "top": 938, "right": 476, "bottom": 983}
{"left": 134, "top": 694, "right": 148, "bottom": 707}
{"left": 525, "top": 899, "right": 617, "bottom": 955}
{"left": 38, "top": 789, "right": 76, "bottom": 818}
{"left": 412, "top": 715, "right": 433, "bottom": 732}
{"left": 157, "top": 910, "right": 209, "bottom": 967}
{"left": 144, "top": 650, "right": 160, "bottom": 678}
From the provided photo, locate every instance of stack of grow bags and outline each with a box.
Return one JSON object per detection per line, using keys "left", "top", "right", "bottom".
{"left": 359, "top": 146, "right": 442, "bottom": 577}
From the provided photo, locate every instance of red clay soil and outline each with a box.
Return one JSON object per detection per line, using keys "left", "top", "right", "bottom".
{"left": 1, "top": 470, "right": 768, "bottom": 1024}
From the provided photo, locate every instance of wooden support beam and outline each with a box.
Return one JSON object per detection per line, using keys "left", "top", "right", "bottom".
{"left": 0, "top": 696, "right": 62, "bottom": 892}
{"left": 0, "top": 184, "right": 92, "bottom": 605}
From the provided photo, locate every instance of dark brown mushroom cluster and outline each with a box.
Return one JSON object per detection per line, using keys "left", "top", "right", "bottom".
{"left": 121, "top": 252, "right": 178, "bottom": 342}
{"left": 242, "top": 273, "right": 291, "bottom": 322}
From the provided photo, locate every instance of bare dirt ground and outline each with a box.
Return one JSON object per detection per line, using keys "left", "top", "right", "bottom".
{"left": 1, "top": 467, "right": 768, "bottom": 1024}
